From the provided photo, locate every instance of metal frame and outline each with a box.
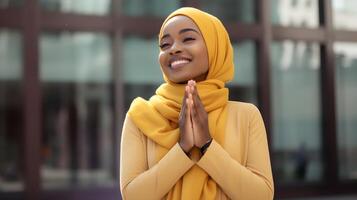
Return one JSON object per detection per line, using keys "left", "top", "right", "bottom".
{"left": 1, "top": 0, "right": 357, "bottom": 199}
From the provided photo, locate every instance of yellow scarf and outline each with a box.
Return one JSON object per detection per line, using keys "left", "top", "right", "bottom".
{"left": 128, "top": 7, "right": 234, "bottom": 200}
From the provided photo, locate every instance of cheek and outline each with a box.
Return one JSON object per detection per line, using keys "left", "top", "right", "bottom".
{"left": 158, "top": 52, "right": 169, "bottom": 74}
{"left": 158, "top": 52, "right": 165, "bottom": 66}
{"left": 194, "top": 45, "right": 209, "bottom": 71}
{"left": 159, "top": 52, "right": 171, "bottom": 77}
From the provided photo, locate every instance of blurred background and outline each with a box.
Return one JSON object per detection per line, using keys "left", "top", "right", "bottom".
{"left": 0, "top": 0, "right": 356, "bottom": 199}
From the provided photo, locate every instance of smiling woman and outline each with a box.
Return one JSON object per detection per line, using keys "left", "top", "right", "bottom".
{"left": 120, "top": 7, "right": 274, "bottom": 200}
{"left": 158, "top": 16, "right": 209, "bottom": 84}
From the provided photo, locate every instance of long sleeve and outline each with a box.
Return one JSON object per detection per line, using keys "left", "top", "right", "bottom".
{"left": 120, "top": 115, "right": 195, "bottom": 200}
{"left": 197, "top": 104, "right": 274, "bottom": 200}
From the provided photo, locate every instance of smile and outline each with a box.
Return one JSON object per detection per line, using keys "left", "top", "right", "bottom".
{"left": 170, "top": 59, "right": 191, "bottom": 69}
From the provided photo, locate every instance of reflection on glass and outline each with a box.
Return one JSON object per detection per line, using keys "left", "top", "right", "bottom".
{"left": 332, "top": 0, "right": 357, "bottom": 30}
{"left": 40, "top": 0, "right": 110, "bottom": 15}
{"left": 201, "top": 0, "right": 255, "bottom": 23}
{"left": 334, "top": 43, "right": 357, "bottom": 180}
{"left": 122, "top": 0, "right": 180, "bottom": 17}
{"left": 228, "top": 41, "right": 257, "bottom": 105}
{"left": 271, "top": 41, "right": 322, "bottom": 183}
{"left": 0, "top": 30, "right": 23, "bottom": 192}
{"left": 0, "top": 0, "right": 22, "bottom": 8}
{"left": 271, "top": 0, "right": 319, "bottom": 28}
{"left": 122, "top": 36, "right": 161, "bottom": 112}
{"left": 40, "top": 32, "right": 115, "bottom": 189}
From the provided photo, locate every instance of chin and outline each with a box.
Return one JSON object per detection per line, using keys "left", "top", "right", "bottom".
{"left": 167, "top": 76, "right": 190, "bottom": 84}
{"left": 165, "top": 73, "right": 190, "bottom": 84}
{"left": 171, "top": 79, "right": 189, "bottom": 84}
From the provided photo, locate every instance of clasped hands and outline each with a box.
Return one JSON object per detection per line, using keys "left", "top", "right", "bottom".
{"left": 179, "top": 80, "right": 212, "bottom": 154}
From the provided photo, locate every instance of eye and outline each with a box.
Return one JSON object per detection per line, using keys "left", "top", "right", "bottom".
{"left": 159, "top": 43, "right": 170, "bottom": 49}
{"left": 183, "top": 37, "right": 195, "bottom": 42}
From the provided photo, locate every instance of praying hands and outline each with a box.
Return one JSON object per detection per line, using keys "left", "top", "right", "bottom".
{"left": 178, "top": 80, "right": 212, "bottom": 154}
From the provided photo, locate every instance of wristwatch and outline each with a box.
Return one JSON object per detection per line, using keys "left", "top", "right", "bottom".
{"left": 200, "top": 138, "right": 213, "bottom": 155}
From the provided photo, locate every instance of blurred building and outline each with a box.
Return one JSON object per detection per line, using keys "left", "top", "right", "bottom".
{"left": 0, "top": 0, "right": 357, "bottom": 199}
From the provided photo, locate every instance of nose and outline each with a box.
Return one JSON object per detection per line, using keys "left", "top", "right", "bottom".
{"left": 169, "top": 42, "right": 182, "bottom": 55}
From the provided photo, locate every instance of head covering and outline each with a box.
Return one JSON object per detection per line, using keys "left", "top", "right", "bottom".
{"left": 128, "top": 7, "right": 234, "bottom": 200}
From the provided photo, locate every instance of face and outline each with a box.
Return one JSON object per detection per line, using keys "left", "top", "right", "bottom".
{"left": 159, "top": 15, "right": 209, "bottom": 84}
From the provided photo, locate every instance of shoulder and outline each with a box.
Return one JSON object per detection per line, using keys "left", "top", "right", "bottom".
{"left": 122, "top": 114, "right": 146, "bottom": 139}
{"left": 226, "top": 101, "right": 263, "bottom": 125}
{"left": 227, "top": 101, "right": 260, "bottom": 116}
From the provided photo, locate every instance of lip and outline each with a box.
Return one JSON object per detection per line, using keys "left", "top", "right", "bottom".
{"left": 169, "top": 56, "right": 192, "bottom": 69}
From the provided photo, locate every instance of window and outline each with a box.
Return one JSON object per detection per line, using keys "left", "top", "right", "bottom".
{"left": 0, "top": 30, "right": 23, "bottom": 192}
{"left": 40, "top": 32, "right": 115, "bottom": 189}
{"left": 122, "top": 0, "right": 180, "bottom": 17}
{"left": 40, "top": 0, "right": 111, "bottom": 15}
{"left": 332, "top": 0, "right": 357, "bottom": 30}
{"left": 334, "top": 42, "right": 357, "bottom": 180}
{"left": 0, "top": 0, "right": 22, "bottom": 8}
{"left": 201, "top": 0, "right": 255, "bottom": 23}
{"left": 228, "top": 41, "right": 257, "bottom": 104}
{"left": 271, "top": 0, "right": 319, "bottom": 28}
{"left": 122, "top": 36, "right": 161, "bottom": 112}
{"left": 271, "top": 41, "right": 323, "bottom": 183}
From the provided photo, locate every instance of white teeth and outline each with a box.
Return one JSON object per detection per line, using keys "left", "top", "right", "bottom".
{"left": 171, "top": 59, "right": 190, "bottom": 68}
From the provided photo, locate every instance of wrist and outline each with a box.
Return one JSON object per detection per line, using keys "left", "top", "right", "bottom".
{"left": 198, "top": 134, "right": 212, "bottom": 148}
{"left": 179, "top": 141, "right": 191, "bottom": 154}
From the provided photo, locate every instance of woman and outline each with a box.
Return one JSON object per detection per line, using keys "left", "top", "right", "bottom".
{"left": 120, "top": 7, "right": 274, "bottom": 200}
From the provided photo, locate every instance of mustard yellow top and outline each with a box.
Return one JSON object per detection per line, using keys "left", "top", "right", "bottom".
{"left": 120, "top": 101, "right": 274, "bottom": 200}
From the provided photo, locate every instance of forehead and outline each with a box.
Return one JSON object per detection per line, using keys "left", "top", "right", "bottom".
{"left": 161, "top": 15, "right": 201, "bottom": 35}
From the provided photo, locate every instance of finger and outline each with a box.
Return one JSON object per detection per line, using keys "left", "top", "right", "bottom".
{"left": 191, "top": 87, "right": 206, "bottom": 123}
{"left": 189, "top": 93, "right": 197, "bottom": 118}
{"left": 180, "top": 86, "right": 189, "bottom": 120}
{"left": 192, "top": 84, "right": 205, "bottom": 111}
{"left": 191, "top": 102, "right": 197, "bottom": 119}
{"left": 192, "top": 84, "right": 200, "bottom": 100}
{"left": 186, "top": 98, "right": 191, "bottom": 118}
{"left": 183, "top": 86, "right": 189, "bottom": 104}
{"left": 187, "top": 81, "right": 194, "bottom": 95}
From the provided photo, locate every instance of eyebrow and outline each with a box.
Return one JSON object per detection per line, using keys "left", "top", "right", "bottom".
{"left": 161, "top": 28, "right": 199, "bottom": 40}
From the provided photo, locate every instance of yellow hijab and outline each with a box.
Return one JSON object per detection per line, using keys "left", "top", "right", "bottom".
{"left": 128, "top": 7, "right": 234, "bottom": 200}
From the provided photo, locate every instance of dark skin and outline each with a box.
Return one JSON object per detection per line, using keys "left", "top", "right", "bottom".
{"left": 179, "top": 80, "right": 212, "bottom": 153}
{"left": 159, "top": 16, "right": 212, "bottom": 154}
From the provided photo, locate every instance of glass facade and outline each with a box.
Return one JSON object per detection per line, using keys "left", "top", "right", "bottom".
{"left": 122, "top": 0, "right": 180, "bottom": 17}
{"left": 0, "top": 30, "right": 23, "bottom": 192}
{"left": 332, "top": 0, "right": 357, "bottom": 31}
{"left": 201, "top": 0, "right": 255, "bottom": 23}
{"left": 228, "top": 41, "right": 257, "bottom": 104}
{"left": 0, "top": 0, "right": 22, "bottom": 8}
{"left": 334, "top": 42, "right": 357, "bottom": 180}
{"left": 40, "top": 32, "right": 115, "bottom": 189}
{"left": 40, "top": 0, "right": 111, "bottom": 15}
{"left": 0, "top": 0, "right": 357, "bottom": 199}
{"left": 122, "top": 36, "right": 161, "bottom": 112}
{"left": 271, "top": 0, "right": 319, "bottom": 28}
{"left": 271, "top": 41, "right": 323, "bottom": 183}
